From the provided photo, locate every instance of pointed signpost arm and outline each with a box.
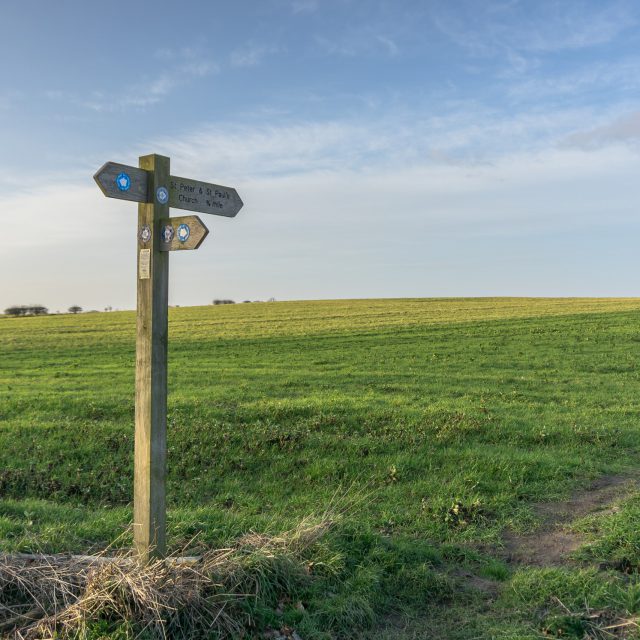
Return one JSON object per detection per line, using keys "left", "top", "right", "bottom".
{"left": 93, "top": 162, "right": 149, "bottom": 203}
{"left": 134, "top": 154, "right": 170, "bottom": 562}
{"left": 159, "top": 215, "right": 209, "bottom": 252}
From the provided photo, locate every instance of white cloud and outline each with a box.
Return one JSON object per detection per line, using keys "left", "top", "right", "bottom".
{"left": 375, "top": 35, "right": 399, "bottom": 57}
{"left": 3, "top": 106, "right": 640, "bottom": 309}
{"left": 230, "top": 43, "right": 281, "bottom": 68}
{"left": 0, "top": 184, "right": 113, "bottom": 250}
{"left": 508, "top": 57, "right": 640, "bottom": 100}
{"left": 562, "top": 110, "right": 640, "bottom": 149}
{"left": 3, "top": 139, "right": 638, "bottom": 309}
{"left": 74, "top": 50, "right": 218, "bottom": 112}
{"left": 0, "top": 90, "right": 22, "bottom": 110}
{"left": 146, "top": 104, "right": 637, "bottom": 184}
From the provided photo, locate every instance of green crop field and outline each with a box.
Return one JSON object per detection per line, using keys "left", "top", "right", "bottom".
{"left": 2, "top": 297, "right": 640, "bottom": 638}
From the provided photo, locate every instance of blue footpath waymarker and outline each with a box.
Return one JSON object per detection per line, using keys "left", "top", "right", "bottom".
{"left": 116, "top": 172, "right": 131, "bottom": 191}
{"left": 177, "top": 223, "right": 190, "bottom": 243}
{"left": 156, "top": 186, "right": 169, "bottom": 204}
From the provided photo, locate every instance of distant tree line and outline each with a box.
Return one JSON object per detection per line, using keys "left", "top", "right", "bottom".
{"left": 4, "top": 305, "right": 49, "bottom": 317}
{"left": 213, "top": 298, "right": 276, "bottom": 305}
{"left": 4, "top": 305, "right": 85, "bottom": 317}
{"left": 5, "top": 299, "right": 276, "bottom": 316}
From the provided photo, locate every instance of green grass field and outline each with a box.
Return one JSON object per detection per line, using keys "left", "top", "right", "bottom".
{"left": 2, "top": 298, "right": 640, "bottom": 638}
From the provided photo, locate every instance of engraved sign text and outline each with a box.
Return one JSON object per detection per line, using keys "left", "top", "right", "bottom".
{"left": 168, "top": 175, "right": 243, "bottom": 218}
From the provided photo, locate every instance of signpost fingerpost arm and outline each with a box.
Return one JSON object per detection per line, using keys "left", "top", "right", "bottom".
{"left": 134, "top": 153, "right": 170, "bottom": 562}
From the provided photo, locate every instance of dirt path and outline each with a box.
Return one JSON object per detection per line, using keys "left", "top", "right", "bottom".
{"left": 502, "top": 473, "right": 640, "bottom": 567}
{"left": 371, "top": 473, "right": 640, "bottom": 639}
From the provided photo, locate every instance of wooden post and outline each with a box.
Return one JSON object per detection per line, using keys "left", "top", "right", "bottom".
{"left": 134, "top": 154, "right": 170, "bottom": 562}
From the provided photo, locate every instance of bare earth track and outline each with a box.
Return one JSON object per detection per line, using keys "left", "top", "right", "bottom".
{"left": 502, "top": 473, "right": 640, "bottom": 567}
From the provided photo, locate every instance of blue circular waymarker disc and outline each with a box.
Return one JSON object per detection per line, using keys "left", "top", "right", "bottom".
{"left": 156, "top": 186, "right": 169, "bottom": 204}
{"left": 177, "top": 223, "right": 191, "bottom": 243}
{"left": 116, "top": 172, "right": 131, "bottom": 191}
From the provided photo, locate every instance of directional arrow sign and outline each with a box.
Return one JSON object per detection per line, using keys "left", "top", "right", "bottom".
{"left": 169, "top": 175, "right": 243, "bottom": 218}
{"left": 95, "top": 163, "right": 243, "bottom": 218}
{"left": 158, "top": 215, "right": 209, "bottom": 251}
{"left": 94, "top": 162, "right": 149, "bottom": 203}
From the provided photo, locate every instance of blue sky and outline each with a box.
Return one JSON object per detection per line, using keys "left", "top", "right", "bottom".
{"left": 1, "top": 0, "right": 639, "bottom": 311}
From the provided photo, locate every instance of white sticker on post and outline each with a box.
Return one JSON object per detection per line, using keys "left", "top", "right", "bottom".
{"left": 139, "top": 249, "right": 151, "bottom": 280}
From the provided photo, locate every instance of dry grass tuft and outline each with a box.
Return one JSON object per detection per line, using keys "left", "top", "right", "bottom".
{"left": 0, "top": 513, "right": 335, "bottom": 639}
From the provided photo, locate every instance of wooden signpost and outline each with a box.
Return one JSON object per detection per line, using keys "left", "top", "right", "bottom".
{"left": 94, "top": 154, "right": 243, "bottom": 563}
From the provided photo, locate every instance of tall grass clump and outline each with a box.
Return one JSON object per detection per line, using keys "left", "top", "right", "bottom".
{"left": 0, "top": 515, "right": 334, "bottom": 639}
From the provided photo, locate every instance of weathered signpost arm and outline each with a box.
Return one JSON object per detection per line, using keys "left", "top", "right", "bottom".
{"left": 134, "top": 154, "right": 170, "bottom": 562}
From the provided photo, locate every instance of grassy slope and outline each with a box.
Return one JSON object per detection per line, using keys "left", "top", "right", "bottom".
{"left": 1, "top": 297, "right": 640, "bottom": 637}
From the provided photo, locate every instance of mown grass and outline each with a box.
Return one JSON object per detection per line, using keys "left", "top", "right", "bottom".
{"left": 1, "top": 297, "right": 640, "bottom": 638}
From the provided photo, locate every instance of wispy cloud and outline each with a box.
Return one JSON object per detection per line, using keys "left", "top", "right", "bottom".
{"left": 147, "top": 103, "right": 637, "bottom": 182}
{"left": 230, "top": 43, "right": 281, "bottom": 68}
{"left": 375, "top": 35, "right": 399, "bottom": 57}
{"left": 434, "top": 0, "right": 637, "bottom": 56}
{"left": 56, "top": 49, "right": 219, "bottom": 112}
{"left": 0, "top": 90, "right": 22, "bottom": 110}
{"left": 508, "top": 57, "right": 640, "bottom": 100}
{"left": 562, "top": 110, "right": 640, "bottom": 149}
{"left": 107, "top": 109, "right": 640, "bottom": 242}
{"left": 523, "top": 2, "right": 636, "bottom": 53}
{"left": 316, "top": 28, "right": 400, "bottom": 57}
{"left": 291, "top": 0, "right": 318, "bottom": 14}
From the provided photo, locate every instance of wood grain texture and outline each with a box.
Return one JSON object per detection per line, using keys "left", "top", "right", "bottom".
{"left": 134, "top": 154, "right": 170, "bottom": 563}
{"left": 94, "top": 162, "right": 149, "bottom": 203}
{"left": 168, "top": 175, "right": 243, "bottom": 217}
{"left": 158, "top": 215, "right": 209, "bottom": 251}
